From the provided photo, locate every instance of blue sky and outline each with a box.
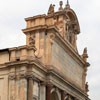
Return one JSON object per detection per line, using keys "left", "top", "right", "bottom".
{"left": 0, "top": 0, "right": 100, "bottom": 99}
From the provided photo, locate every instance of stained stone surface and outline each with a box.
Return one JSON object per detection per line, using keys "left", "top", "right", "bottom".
{"left": 0, "top": 1, "right": 90, "bottom": 100}
{"left": 51, "top": 41, "right": 83, "bottom": 88}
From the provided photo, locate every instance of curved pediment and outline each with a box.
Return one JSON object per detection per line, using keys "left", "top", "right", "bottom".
{"left": 66, "top": 8, "right": 80, "bottom": 34}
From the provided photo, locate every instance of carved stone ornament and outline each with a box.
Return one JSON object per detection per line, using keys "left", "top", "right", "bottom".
{"left": 49, "top": 33, "right": 55, "bottom": 44}
{"left": 29, "top": 35, "right": 35, "bottom": 47}
{"left": 66, "top": 21, "right": 79, "bottom": 34}
{"left": 19, "top": 73, "right": 27, "bottom": 79}
{"left": 24, "top": 72, "right": 34, "bottom": 79}
{"left": 8, "top": 74, "right": 16, "bottom": 80}
{"left": 85, "top": 82, "right": 89, "bottom": 93}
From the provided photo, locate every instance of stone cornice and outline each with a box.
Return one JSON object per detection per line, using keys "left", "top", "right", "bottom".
{"left": 5, "top": 59, "right": 47, "bottom": 73}
{"left": 25, "top": 14, "right": 46, "bottom": 21}
{"left": 9, "top": 45, "right": 36, "bottom": 51}
{"left": 22, "top": 25, "right": 59, "bottom": 34}
{"left": 22, "top": 25, "right": 48, "bottom": 34}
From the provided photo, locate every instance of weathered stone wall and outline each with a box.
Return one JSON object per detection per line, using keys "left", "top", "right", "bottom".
{"left": 0, "top": 78, "right": 4, "bottom": 100}
{"left": 0, "top": 51, "right": 9, "bottom": 64}
{"left": 51, "top": 41, "right": 83, "bottom": 88}
{"left": 0, "top": 75, "right": 8, "bottom": 100}
{"left": 9, "top": 79, "right": 27, "bottom": 100}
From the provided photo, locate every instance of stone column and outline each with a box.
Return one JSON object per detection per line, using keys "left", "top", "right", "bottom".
{"left": 8, "top": 74, "right": 16, "bottom": 100}
{"left": 19, "top": 78, "right": 27, "bottom": 100}
{"left": 46, "top": 84, "right": 52, "bottom": 100}
{"left": 40, "top": 82, "right": 46, "bottom": 100}
{"left": 61, "top": 90, "right": 65, "bottom": 100}
{"left": 27, "top": 77, "right": 33, "bottom": 100}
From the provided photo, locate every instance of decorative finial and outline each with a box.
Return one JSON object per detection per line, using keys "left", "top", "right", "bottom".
{"left": 83, "top": 47, "right": 87, "bottom": 54}
{"left": 59, "top": 1, "right": 63, "bottom": 11}
{"left": 82, "top": 47, "right": 88, "bottom": 62}
{"left": 64, "top": 0, "right": 70, "bottom": 10}
{"left": 67, "top": 0, "right": 69, "bottom": 5}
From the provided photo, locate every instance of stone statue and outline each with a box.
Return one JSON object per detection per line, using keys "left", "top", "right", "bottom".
{"left": 85, "top": 82, "right": 89, "bottom": 93}
{"left": 48, "top": 4, "right": 55, "bottom": 15}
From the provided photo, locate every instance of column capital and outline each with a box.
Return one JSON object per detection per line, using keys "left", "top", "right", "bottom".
{"left": 8, "top": 74, "right": 16, "bottom": 80}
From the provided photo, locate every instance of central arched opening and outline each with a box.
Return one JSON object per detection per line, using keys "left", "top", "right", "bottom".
{"left": 50, "top": 91, "right": 59, "bottom": 100}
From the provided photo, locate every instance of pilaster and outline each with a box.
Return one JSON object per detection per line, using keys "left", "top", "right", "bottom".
{"left": 40, "top": 82, "right": 46, "bottom": 100}
{"left": 8, "top": 74, "right": 16, "bottom": 100}
{"left": 27, "top": 77, "right": 33, "bottom": 100}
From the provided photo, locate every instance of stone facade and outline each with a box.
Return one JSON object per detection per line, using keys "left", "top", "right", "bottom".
{"left": 0, "top": 1, "right": 90, "bottom": 100}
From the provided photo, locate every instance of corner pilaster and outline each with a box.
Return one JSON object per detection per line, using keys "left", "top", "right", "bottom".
{"left": 27, "top": 77, "right": 33, "bottom": 100}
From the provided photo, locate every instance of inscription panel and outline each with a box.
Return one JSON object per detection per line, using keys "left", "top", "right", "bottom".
{"left": 51, "top": 41, "right": 83, "bottom": 88}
